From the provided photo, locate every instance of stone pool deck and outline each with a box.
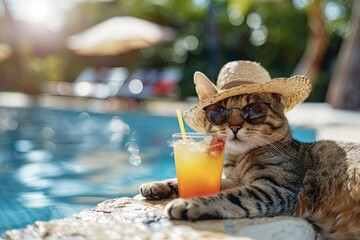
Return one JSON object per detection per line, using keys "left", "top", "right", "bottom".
{"left": 1, "top": 97, "right": 360, "bottom": 240}
{"left": 2, "top": 197, "right": 315, "bottom": 240}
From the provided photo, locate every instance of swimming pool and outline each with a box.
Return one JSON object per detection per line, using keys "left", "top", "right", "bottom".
{"left": 0, "top": 107, "right": 316, "bottom": 235}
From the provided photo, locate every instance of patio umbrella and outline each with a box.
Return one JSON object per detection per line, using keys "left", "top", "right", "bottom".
{"left": 66, "top": 16, "right": 176, "bottom": 56}
{"left": 0, "top": 42, "right": 12, "bottom": 62}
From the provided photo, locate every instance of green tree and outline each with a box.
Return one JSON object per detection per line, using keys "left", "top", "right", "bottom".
{"left": 0, "top": 0, "right": 354, "bottom": 101}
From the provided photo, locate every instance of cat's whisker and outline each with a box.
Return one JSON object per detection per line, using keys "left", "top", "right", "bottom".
{"left": 250, "top": 135, "right": 300, "bottom": 159}
{"left": 207, "top": 129, "right": 227, "bottom": 135}
{"left": 259, "top": 137, "right": 300, "bottom": 158}
{"left": 251, "top": 136, "right": 287, "bottom": 156}
{"left": 266, "top": 131, "right": 301, "bottom": 146}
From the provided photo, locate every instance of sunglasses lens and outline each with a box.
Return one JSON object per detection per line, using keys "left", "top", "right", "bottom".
{"left": 242, "top": 102, "right": 268, "bottom": 124}
{"left": 205, "top": 104, "right": 229, "bottom": 125}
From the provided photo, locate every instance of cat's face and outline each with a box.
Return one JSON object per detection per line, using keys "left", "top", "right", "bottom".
{"left": 203, "top": 93, "right": 289, "bottom": 155}
{"left": 194, "top": 71, "right": 290, "bottom": 155}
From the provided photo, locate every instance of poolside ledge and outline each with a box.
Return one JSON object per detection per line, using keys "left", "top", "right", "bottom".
{"left": 2, "top": 196, "right": 315, "bottom": 240}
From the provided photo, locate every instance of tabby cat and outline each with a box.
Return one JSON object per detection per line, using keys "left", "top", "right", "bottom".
{"left": 139, "top": 63, "right": 360, "bottom": 240}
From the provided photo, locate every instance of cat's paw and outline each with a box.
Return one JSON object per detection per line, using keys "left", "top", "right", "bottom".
{"left": 166, "top": 198, "right": 202, "bottom": 220}
{"left": 139, "top": 180, "right": 178, "bottom": 200}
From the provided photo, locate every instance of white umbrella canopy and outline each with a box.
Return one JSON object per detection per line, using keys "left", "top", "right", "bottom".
{"left": 67, "top": 16, "right": 177, "bottom": 56}
{"left": 0, "top": 42, "right": 12, "bottom": 62}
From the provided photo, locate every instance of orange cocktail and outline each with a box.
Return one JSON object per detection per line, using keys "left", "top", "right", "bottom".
{"left": 172, "top": 133, "right": 226, "bottom": 198}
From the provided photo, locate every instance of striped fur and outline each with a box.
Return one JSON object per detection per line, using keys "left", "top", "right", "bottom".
{"left": 140, "top": 93, "right": 360, "bottom": 240}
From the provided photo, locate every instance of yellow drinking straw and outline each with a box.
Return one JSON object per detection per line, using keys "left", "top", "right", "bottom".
{"left": 176, "top": 109, "right": 187, "bottom": 141}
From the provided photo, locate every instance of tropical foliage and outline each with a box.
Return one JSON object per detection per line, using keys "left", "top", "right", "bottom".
{"left": 0, "top": 0, "right": 355, "bottom": 101}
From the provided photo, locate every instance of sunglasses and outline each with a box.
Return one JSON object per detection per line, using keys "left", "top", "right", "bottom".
{"left": 204, "top": 102, "right": 271, "bottom": 125}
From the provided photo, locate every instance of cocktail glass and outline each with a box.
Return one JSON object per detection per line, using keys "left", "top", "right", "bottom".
{"left": 172, "top": 133, "right": 226, "bottom": 198}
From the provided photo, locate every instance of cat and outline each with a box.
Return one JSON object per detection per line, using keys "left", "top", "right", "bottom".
{"left": 139, "top": 68, "right": 360, "bottom": 240}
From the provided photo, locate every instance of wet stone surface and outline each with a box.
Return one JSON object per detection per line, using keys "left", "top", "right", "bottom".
{"left": 1, "top": 197, "right": 315, "bottom": 240}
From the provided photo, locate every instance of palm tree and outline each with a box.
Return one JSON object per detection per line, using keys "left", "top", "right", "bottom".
{"left": 326, "top": 0, "right": 360, "bottom": 110}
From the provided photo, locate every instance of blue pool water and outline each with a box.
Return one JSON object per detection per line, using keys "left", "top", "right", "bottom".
{"left": 0, "top": 107, "right": 316, "bottom": 235}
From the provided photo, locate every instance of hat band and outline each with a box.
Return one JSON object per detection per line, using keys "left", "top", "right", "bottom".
{"left": 221, "top": 80, "right": 257, "bottom": 90}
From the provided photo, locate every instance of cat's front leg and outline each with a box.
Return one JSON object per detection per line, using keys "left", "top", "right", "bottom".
{"left": 139, "top": 178, "right": 178, "bottom": 199}
{"left": 166, "top": 194, "right": 241, "bottom": 220}
{"left": 165, "top": 178, "right": 240, "bottom": 220}
{"left": 166, "top": 183, "right": 296, "bottom": 220}
{"left": 140, "top": 178, "right": 236, "bottom": 200}
{"left": 166, "top": 192, "right": 252, "bottom": 221}
{"left": 166, "top": 198, "right": 213, "bottom": 220}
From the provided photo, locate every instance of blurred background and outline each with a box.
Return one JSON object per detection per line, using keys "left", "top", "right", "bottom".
{"left": 1, "top": 0, "right": 360, "bottom": 235}
{"left": 0, "top": 0, "right": 359, "bottom": 110}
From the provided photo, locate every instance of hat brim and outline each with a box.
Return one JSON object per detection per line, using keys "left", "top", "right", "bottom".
{"left": 184, "top": 75, "right": 311, "bottom": 133}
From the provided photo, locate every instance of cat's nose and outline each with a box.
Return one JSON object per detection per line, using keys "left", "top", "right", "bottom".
{"left": 229, "top": 125, "right": 241, "bottom": 134}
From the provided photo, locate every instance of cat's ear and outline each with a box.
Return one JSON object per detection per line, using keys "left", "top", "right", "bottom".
{"left": 194, "top": 71, "right": 219, "bottom": 100}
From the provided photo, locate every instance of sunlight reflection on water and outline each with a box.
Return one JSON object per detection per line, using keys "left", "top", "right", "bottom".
{"left": 0, "top": 107, "right": 180, "bottom": 234}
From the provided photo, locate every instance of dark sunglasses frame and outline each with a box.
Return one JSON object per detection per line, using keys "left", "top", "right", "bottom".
{"left": 203, "top": 102, "right": 271, "bottom": 125}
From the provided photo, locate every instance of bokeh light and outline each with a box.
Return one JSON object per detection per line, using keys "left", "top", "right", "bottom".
{"left": 128, "top": 79, "right": 144, "bottom": 95}
{"left": 10, "top": 0, "right": 64, "bottom": 31}
{"left": 74, "top": 82, "right": 93, "bottom": 97}
{"left": 324, "top": 1, "right": 345, "bottom": 21}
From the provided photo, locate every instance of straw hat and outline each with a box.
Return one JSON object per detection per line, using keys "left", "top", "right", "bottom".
{"left": 184, "top": 60, "right": 311, "bottom": 132}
